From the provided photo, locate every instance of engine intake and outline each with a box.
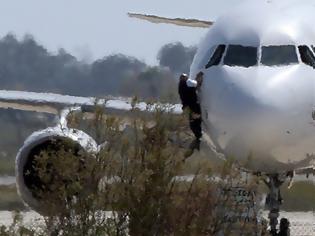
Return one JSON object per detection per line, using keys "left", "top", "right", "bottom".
{"left": 16, "top": 127, "right": 98, "bottom": 214}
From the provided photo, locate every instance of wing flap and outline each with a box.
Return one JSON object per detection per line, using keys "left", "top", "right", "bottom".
{"left": 0, "top": 90, "right": 182, "bottom": 115}
{"left": 128, "top": 13, "right": 213, "bottom": 28}
{"left": 0, "top": 101, "right": 58, "bottom": 115}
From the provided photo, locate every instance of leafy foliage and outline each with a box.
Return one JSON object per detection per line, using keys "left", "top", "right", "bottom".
{"left": 0, "top": 107, "right": 264, "bottom": 235}
{"left": 0, "top": 34, "right": 196, "bottom": 101}
{"left": 158, "top": 42, "right": 197, "bottom": 76}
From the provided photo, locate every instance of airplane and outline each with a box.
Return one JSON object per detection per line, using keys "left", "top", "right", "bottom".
{"left": 131, "top": 0, "right": 315, "bottom": 173}
{"left": 1, "top": 0, "right": 315, "bottom": 233}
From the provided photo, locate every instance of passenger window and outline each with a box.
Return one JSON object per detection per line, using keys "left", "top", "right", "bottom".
{"left": 298, "top": 45, "right": 315, "bottom": 68}
{"left": 223, "top": 45, "right": 257, "bottom": 67}
{"left": 261, "top": 45, "right": 298, "bottom": 66}
{"left": 205, "top": 44, "right": 226, "bottom": 69}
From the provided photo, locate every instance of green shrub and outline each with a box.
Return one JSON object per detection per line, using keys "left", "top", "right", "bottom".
{"left": 3, "top": 105, "right": 264, "bottom": 235}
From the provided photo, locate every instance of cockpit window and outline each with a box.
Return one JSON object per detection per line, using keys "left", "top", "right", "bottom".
{"left": 298, "top": 45, "right": 315, "bottom": 68}
{"left": 205, "top": 44, "right": 226, "bottom": 69}
{"left": 223, "top": 45, "right": 257, "bottom": 67}
{"left": 261, "top": 45, "right": 298, "bottom": 66}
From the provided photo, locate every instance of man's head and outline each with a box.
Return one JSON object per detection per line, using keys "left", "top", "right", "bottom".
{"left": 179, "top": 73, "right": 188, "bottom": 81}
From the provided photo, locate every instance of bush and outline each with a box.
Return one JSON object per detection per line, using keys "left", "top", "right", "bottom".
{"left": 3, "top": 105, "right": 264, "bottom": 235}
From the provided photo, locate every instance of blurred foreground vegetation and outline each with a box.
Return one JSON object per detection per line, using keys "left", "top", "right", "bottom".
{"left": 0, "top": 108, "right": 314, "bottom": 215}
{"left": 0, "top": 107, "right": 265, "bottom": 235}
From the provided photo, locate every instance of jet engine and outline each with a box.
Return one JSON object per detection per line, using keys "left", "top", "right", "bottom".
{"left": 15, "top": 127, "right": 98, "bottom": 214}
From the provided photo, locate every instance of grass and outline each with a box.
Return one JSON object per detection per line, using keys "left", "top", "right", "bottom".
{"left": 0, "top": 158, "right": 15, "bottom": 176}
{"left": 281, "top": 181, "right": 315, "bottom": 212}
{"left": 0, "top": 185, "right": 25, "bottom": 211}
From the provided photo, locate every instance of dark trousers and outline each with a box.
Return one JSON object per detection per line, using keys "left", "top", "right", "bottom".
{"left": 189, "top": 113, "right": 202, "bottom": 139}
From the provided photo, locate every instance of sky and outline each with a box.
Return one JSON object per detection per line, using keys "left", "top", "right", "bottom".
{"left": 0, "top": 0, "right": 244, "bottom": 65}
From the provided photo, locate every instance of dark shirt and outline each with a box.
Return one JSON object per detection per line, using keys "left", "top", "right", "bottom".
{"left": 178, "top": 80, "right": 200, "bottom": 114}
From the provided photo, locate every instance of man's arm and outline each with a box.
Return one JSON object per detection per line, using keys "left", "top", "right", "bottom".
{"left": 187, "top": 72, "right": 204, "bottom": 88}
{"left": 186, "top": 79, "right": 198, "bottom": 88}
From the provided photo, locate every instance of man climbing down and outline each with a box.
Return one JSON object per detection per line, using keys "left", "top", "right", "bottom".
{"left": 178, "top": 72, "right": 204, "bottom": 154}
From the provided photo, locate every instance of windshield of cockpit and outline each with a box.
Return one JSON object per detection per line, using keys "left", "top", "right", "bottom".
{"left": 205, "top": 44, "right": 315, "bottom": 68}
{"left": 261, "top": 45, "right": 298, "bottom": 66}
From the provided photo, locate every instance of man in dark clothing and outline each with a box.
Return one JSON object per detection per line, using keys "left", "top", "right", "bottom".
{"left": 178, "top": 72, "right": 204, "bottom": 152}
{"left": 178, "top": 73, "right": 190, "bottom": 110}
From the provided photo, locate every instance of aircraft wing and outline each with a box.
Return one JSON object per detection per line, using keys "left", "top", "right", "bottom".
{"left": 294, "top": 165, "right": 315, "bottom": 177}
{"left": 0, "top": 90, "right": 182, "bottom": 116}
{"left": 128, "top": 13, "right": 213, "bottom": 28}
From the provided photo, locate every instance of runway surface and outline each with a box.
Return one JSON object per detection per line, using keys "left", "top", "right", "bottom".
{"left": 0, "top": 211, "right": 314, "bottom": 235}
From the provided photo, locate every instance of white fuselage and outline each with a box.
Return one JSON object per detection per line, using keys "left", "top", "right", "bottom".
{"left": 190, "top": 0, "right": 315, "bottom": 172}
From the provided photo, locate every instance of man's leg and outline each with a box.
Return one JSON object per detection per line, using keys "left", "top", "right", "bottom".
{"left": 189, "top": 113, "right": 202, "bottom": 150}
{"left": 184, "top": 113, "right": 202, "bottom": 158}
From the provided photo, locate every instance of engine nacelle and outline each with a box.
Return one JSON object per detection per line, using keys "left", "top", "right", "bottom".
{"left": 15, "top": 127, "right": 98, "bottom": 214}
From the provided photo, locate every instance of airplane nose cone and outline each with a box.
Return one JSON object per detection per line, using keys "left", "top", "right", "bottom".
{"left": 200, "top": 65, "right": 315, "bottom": 172}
